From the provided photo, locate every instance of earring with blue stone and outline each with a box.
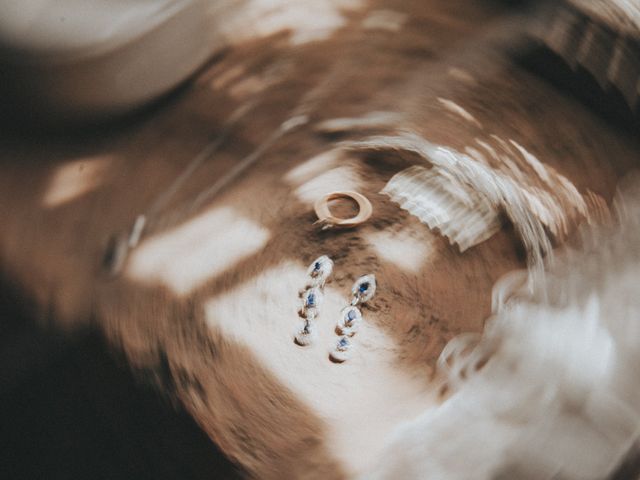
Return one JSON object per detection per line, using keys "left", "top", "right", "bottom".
{"left": 331, "top": 274, "right": 376, "bottom": 362}
{"left": 306, "top": 255, "right": 333, "bottom": 288}
{"left": 335, "top": 305, "right": 362, "bottom": 337}
{"left": 350, "top": 274, "right": 376, "bottom": 305}
{"left": 330, "top": 336, "right": 352, "bottom": 362}
{"left": 294, "top": 256, "right": 332, "bottom": 346}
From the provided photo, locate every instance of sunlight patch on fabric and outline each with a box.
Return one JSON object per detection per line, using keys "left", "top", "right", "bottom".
{"left": 205, "top": 261, "right": 434, "bottom": 477}
{"left": 285, "top": 148, "right": 344, "bottom": 185}
{"left": 293, "top": 165, "right": 363, "bottom": 205}
{"left": 210, "top": 0, "right": 364, "bottom": 46}
{"left": 362, "top": 10, "right": 408, "bottom": 32}
{"left": 437, "top": 97, "right": 482, "bottom": 128}
{"left": 367, "top": 228, "right": 436, "bottom": 273}
{"left": 43, "top": 155, "right": 111, "bottom": 208}
{"left": 126, "top": 207, "right": 269, "bottom": 296}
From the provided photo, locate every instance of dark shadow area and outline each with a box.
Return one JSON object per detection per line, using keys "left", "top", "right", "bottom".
{"left": 518, "top": 46, "right": 640, "bottom": 135}
{"left": 0, "top": 278, "right": 242, "bottom": 480}
{"left": 0, "top": 45, "right": 230, "bottom": 138}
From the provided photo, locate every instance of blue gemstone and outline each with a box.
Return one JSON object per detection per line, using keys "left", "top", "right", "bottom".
{"left": 339, "top": 338, "right": 349, "bottom": 347}
{"left": 307, "top": 293, "right": 315, "bottom": 305}
{"left": 359, "top": 282, "right": 369, "bottom": 293}
{"left": 347, "top": 310, "right": 356, "bottom": 321}
{"left": 314, "top": 261, "right": 321, "bottom": 271}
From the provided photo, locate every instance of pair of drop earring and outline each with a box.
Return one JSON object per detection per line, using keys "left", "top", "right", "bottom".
{"left": 294, "top": 255, "right": 376, "bottom": 362}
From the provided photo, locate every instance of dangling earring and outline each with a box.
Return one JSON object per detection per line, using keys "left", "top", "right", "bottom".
{"left": 330, "top": 274, "right": 376, "bottom": 362}
{"left": 294, "top": 255, "right": 333, "bottom": 346}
